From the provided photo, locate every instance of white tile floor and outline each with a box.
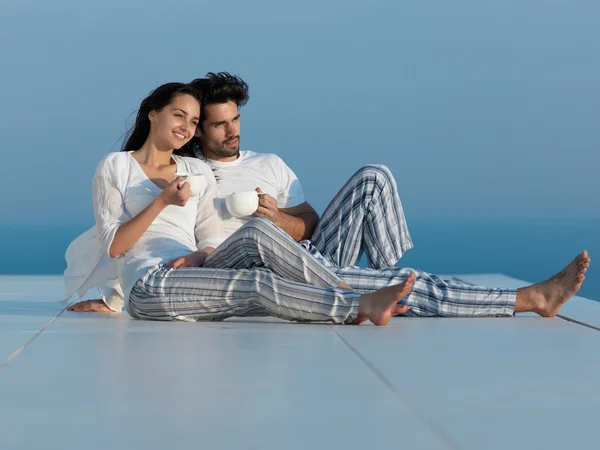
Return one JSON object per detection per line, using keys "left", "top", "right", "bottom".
{"left": 0, "top": 275, "right": 598, "bottom": 450}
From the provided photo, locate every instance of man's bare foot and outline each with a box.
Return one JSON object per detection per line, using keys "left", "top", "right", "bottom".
{"left": 354, "top": 272, "right": 416, "bottom": 326}
{"left": 516, "top": 250, "right": 591, "bottom": 317}
{"left": 67, "top": 299, "right": 113, "bottom": 313}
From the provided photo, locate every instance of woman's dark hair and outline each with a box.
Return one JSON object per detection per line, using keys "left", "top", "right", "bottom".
{"left": 190, "top": 72, "right": 249, "bottom": 131}
{"left": 121, "top": 82, "right": 202, "bottom": 153}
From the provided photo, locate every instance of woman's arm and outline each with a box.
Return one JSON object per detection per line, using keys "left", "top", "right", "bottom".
{"left": 165, "top": 159, "right": 226, "bottom": 269}
{"left": 93, "top": 156, "right": 193, "bottom": 258}
{"left": 109, "top": 177, "right": 191, "bottom": 257}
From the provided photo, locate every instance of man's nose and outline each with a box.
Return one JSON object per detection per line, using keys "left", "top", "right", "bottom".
{"left": 226, "top": 122, "right": 239, "bottom": 137}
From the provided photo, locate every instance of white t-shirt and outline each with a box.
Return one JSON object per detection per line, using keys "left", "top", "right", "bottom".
{"left": 63, "top": 152, "right": 226, "bottom": 309}
{"left": 196, "top": 150, "right": 306, "bottom": 236}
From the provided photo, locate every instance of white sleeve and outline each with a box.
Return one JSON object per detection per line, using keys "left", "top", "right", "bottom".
{"left": 92, "top": 156, "right": 128, "bottom": 258}
{"left": 193, "top": 161, "right": 227, "bottom": 250}
{"left": 61, "top": 155, "right": 126, "bottom": 311}
{"left": 275, "top": 156, "right": 306, "bottom": 208}
{"left": 97, "top": 280, "right": 125, "bottom": 312}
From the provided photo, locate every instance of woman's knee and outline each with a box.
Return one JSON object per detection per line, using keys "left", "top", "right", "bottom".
{"left": 128, "top": 280, "right": 173, "bottom": 319}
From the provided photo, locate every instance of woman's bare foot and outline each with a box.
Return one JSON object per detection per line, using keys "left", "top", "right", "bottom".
{"left": 515, "top": 250, "right": 591, "bottom": 317}
{"left": 67, "top": 299, "right": 113, "bottom": 313}
{"left": 354, "top": 272, "right": 416, "bottom": 326}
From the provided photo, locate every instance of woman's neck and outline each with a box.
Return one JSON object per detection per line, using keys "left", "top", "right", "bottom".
{"left": 134, "top": 140, "right": 174, "bottom": 168}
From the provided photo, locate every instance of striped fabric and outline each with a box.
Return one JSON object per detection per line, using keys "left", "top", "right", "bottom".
{"left": 128, "top": 219, "right": 361, "bottom": 323}
{"left": 333, "top": 266, "right": 516, "bottom": 317}
{"left": 301, "top": 164, "right": 517, "bottom": 316}
{"left": 128, "top": 164, "right": 519, "bottom": 322}
{"left": 127, "top": 217, "right": 516, "bottom": 322}
{"left": 302, "top": 164, "right": 414, "bottom": 268}
{"left": 128, "top": 267, "right": 361, "bottom": 323}
{"left": 202, "top": 218, "right": 342, "bottom": 288}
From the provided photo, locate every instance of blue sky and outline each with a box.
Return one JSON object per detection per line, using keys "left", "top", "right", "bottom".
{"left": 1, "top": 0, "right": 598, "bottom": 226}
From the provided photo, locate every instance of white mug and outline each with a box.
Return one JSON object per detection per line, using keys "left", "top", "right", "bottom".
{"left": 225, "top": 191, "right": 259, "bottom": 217}
{"left": 174, "top": 172, "right": 204, "bottom": 196}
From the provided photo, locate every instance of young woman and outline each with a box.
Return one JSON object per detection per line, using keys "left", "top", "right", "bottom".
{"left": 79, "top": 82, "right": 416, "bottom": 325}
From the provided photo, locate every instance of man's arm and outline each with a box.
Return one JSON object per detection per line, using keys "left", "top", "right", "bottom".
{"left": 275, "top": 201, "right": 320, "bottom": 242}
{"left": 254, "top": 188, "right": 319, "bottom": 242}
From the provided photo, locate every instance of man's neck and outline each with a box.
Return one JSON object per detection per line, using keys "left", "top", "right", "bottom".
{"left": 199, "top": 148, "right": 240, "bottom": 163}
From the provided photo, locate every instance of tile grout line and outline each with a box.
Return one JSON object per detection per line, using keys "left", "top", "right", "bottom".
{"left": 0, "top": 308, "right": 67, "bottom": 373}
{"left": 330, "top": 326, "right": 463, "bottom": 450}
{"left": 556, "top": 313, "right": 600, "bottom": 332}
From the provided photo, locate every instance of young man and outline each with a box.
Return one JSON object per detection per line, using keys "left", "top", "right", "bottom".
{"left": 188, "top": 73, "right": 414, "bottom": 268}
{"left": 66, "top": 73, "right": 589, "bottom": 319}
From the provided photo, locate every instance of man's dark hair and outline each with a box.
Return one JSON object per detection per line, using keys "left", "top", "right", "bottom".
{"left": 190, "top": 72, "right": 249, "bottom": 130}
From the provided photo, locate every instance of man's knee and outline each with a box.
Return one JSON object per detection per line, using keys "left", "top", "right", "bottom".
{"left": 361, "top": 164, "right": 392, "bottom": 178}
{"left": 357, "top": 164, "right": 397, "bottom": 188}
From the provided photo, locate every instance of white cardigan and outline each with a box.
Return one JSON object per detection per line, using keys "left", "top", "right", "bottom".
{"left": 62, "top": 152, "right": 226, "bottom": 311}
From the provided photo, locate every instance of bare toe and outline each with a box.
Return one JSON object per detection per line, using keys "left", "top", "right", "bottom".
{"left": 357, "top": 273, "right": 416, "bottom": 326}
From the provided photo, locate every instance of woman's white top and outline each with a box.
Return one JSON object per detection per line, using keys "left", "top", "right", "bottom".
{"left": 63, "top": 152, "right": 226, "bottom": 310}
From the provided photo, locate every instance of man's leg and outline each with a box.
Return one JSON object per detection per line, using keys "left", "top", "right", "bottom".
{"left": 204, "top": 218, "right": 344, "bottom": 288}
{"left": 332, "top": 250, "right": 590, "bottom": 317}
{"left": 333, "top": 266, "right": 516, "bottom": 317}
{"left": 305, "top": 164, "right": 413, "bottom": 269}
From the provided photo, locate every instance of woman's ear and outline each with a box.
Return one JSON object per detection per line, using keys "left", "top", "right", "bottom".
{"left": 148, "top": 111, "right": 155, "bottom": 123}
{"left": 194, "top": 126, "right": 203, "bottom": 137}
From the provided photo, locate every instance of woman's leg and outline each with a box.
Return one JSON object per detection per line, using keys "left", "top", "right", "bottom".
{"left": 127, "top": 265, "right": 415, "bottom": 325}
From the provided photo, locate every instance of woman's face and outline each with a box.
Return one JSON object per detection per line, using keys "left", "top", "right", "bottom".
{"left": 149, "top": 93, "right": 200, "bottom": 150}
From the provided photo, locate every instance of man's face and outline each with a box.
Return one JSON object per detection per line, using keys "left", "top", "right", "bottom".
{"left": 196, "top": 101, "right": 241, "bottom": 161}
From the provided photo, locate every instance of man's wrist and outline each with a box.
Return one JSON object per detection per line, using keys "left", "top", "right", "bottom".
{"left": 271, "top": 210, "right": 285, "bottom": 227}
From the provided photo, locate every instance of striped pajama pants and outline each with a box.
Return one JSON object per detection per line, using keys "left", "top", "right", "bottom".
{"left": 301, "top": 164, "right": 517, "bottom": 316}
{"left": 300, "top": 164, "right": 516, "bottom": 317}
{"left": 128, "top": 218, "right": 362, "bottom": 323}
{"left": 128, "top": 186, "right": 516, "bottom": 323}
{"left": 303, "top": 164, "right": 415, "bottom": 269}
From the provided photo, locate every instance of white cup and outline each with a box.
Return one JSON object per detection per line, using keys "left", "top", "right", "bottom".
{"left": 225, "top": 191, "right": 259, "bottom": 217}
{"left": 174, "top": 172, "right": 204, "bottom": 196}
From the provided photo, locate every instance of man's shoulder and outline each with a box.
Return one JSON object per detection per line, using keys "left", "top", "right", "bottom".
{"left": 239, "top": 150, "right": 285, "bottom": 166}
